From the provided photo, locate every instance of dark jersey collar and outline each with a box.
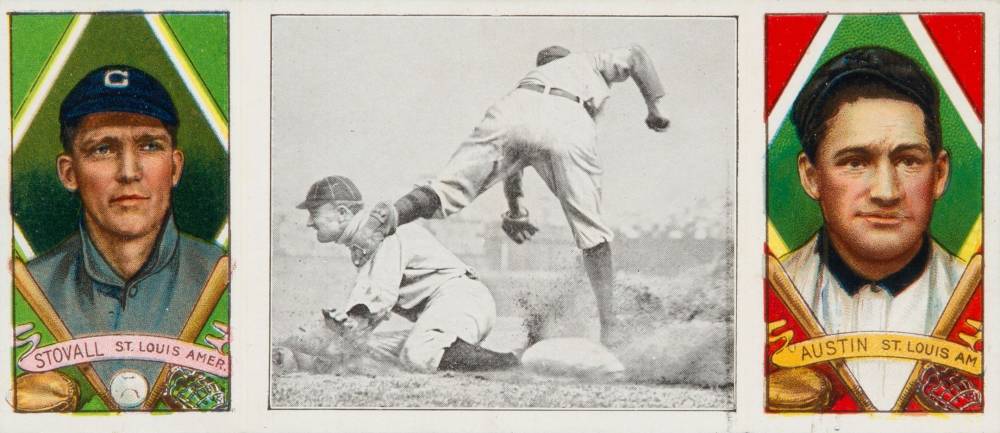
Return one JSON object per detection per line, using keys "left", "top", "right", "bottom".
{"left": 818, "top": 229, "right": 931, "bottom": 297}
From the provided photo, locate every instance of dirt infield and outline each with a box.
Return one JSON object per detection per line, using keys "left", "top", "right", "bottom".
{"left": 272, "top": 371, "right": 732, "bottom": 408}
{"left": 270, "top": 252, "right": 733, "bottom": 409}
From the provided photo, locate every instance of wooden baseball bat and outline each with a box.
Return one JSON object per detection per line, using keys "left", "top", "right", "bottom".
{"left": 141, "top": 255, "right": 230, "bottom": 410}
{"left": 12, "top": 259, "right": 118, "bottom": 410}
{"left": 767, "top": 254, "right": 877, "bottom": 411}
{"left": 891, "top": 253, "right": 983, "bottom": 411}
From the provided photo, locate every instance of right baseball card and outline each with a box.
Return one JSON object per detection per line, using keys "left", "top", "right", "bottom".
{"left": 269, "top": 15, "right": 736, "bottom": 409}
{"left": 764, "top": 13, "right": 984, "bottom": 413}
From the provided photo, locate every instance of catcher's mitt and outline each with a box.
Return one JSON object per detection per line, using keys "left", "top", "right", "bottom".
{"left": 766, "top": 367, "right": 831, "bottom": 412}
{"left": 162, "top": 367, "right": 227, "bottom": 411}
{"left": 915, "top": 364, "right": 982, "bottom": 412}
{"left": 14, "top": 371, "right": 80, "bottom": 412}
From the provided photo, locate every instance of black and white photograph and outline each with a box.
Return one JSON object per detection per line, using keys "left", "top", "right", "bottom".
{"left": 269, "top": 15, "right": 736, "bottom": 409}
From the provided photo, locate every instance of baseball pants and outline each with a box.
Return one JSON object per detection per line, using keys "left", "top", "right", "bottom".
{"left": 429, "top": 88, "right": 615, "bottom": 250}
{"left": 365, "top": 275, "right": 497, "bottom": 372}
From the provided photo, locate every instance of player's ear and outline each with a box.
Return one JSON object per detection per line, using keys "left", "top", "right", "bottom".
{"left": 335, "top": 205, "right": 353, "bottom": 219}
{"left": 56, "top": 153, "right": 78, "bottom": 192}
{"left": 797, "top": 152, "right": 821, "bottom": 200}
{"left": 171, "top": 148, "right": 185, "bottom": 187}
{"left": 933, "top": 149, "right": 950, "bottom": 199}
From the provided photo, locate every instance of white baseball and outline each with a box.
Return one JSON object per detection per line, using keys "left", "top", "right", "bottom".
{"left": 109, "top": 370, "right": 149, "bottom": 409}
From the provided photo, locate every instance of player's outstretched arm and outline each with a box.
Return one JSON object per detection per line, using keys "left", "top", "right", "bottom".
{"left": 626, "top": 44, "right": 670, "bottom": 132}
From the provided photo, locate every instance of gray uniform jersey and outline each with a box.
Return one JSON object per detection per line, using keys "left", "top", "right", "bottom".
{"left": 27, "top": 214, "right": 224, "bottom": 397}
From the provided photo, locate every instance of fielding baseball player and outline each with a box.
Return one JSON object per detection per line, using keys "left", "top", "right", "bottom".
{"left": 348, "top": 44, "right": 671, "bottom": 346}
{"left": 297, "top": 175, "right": 520, "bottom": 372}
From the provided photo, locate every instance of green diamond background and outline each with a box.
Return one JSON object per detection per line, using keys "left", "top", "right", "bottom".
{"left": 11, "top": 13, "right": 230, "bottom": 255}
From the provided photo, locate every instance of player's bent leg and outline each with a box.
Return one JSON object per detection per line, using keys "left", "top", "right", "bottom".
{"left": 399, "top": 277, "right": 517, "bottom": 372}
{"left": 394, "top": 185, "right": 442, "bottom": 226}
{"left": 429, "top": 103, "right": 528, "bottom": 219}
{"left": 582, "top": 241, "right": 622, "bottom": 348}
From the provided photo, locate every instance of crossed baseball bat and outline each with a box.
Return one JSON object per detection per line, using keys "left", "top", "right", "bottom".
{"left": 766, "top": 252, "right": 982, "bottom": 412}
{"left": 12, "top": 256, "right": 230, "bottom": 411}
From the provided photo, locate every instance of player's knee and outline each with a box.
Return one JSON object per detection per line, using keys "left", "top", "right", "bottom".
{"left": 582, "top": 240, "right": 612, "bottom": 256}
{"left": 399, "top": 332, "right": 452, "bottom": 373}
{"left": 399, "top": 342, "right": 444, "bottom": 373}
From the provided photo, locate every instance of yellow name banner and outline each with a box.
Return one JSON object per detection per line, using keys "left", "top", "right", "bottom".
{"left": 770, "top": 332, "right": 981, "bottom": 375}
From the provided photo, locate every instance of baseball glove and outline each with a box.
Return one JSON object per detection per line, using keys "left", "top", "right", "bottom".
{"left": 501, "top": 208, "right": 539, "bottom": 244}
{"left": 766, "top": 367, "right": 831, "bottom": 412}
{"left": 915, "top": 364, "right": 982, "bottom": 412}
{"left": 162, "top": 366, "right": 227, "bottom": 411}
{"left": 349, "top": 201, "right": 398, "bottom": 267}
{"left": 14, "top": 371, "right": 79, "bottom": 412}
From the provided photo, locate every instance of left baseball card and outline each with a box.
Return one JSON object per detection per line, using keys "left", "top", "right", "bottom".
{"left": 10, "top": 13, "right": 230, "bottom": 412}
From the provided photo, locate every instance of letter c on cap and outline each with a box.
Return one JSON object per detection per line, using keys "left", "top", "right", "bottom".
{"left": 104, "top": 69, "right": 129, "bottom": 88}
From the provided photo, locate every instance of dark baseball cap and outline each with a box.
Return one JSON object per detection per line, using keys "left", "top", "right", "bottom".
{"left": 792, "top": 46, "right": 940, "bottom": 160}
{"left": 60, "top": 65, "right": 179, "bottom": 128}
{"left": 537, "top": 45, "right": 571, "bottom": 66}
{"left": 297, "top": 175, "right": 364, "bottom": 209}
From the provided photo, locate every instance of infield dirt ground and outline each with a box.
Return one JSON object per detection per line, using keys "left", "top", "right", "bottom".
{"left": 270, "top": 251, "right": 733, "bottom": 409}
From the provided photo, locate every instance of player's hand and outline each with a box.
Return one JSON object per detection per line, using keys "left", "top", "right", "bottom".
{"left": 645, "top": 97, "right": 670, "bottom": 132}
{"left": 322, "top": 308, "right": 375, "bottom": 343}
{"left": 502, "top": 208, "right": 539, "bottom": 244}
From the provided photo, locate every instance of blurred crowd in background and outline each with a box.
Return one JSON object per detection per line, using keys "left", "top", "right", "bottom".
{"left": 273, "top": 191, "right": 732, "bottom": 278}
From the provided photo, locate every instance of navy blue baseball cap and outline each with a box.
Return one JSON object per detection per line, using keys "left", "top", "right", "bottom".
{"left": 792, "top": 46, "right": 941, "bottom": 160}
{"left": 60, "top": 65, "right": 178, "bottom": 128}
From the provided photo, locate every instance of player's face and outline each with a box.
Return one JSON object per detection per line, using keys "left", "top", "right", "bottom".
{"left": 798, "top": 96, "right": 949, "bottom": 266}
{"left": 57, "top": 112, "right": 183, "bottom": 241}
{"left": 307, "top": 202, "right": 351, "bottom": 243}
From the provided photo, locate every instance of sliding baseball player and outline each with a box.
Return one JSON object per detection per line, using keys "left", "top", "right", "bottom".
{"left": 292, "top": 175, "right": 519, "bottom": 372}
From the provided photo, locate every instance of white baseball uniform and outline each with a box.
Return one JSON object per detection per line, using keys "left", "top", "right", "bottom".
{"left": 339, "top": 218, "right": 496, "bottom": 372}
{"left": 430, "top": 48, "right": 636, "bottom": 250}
{"left": 781, "top": 232, "right": 964, "bottom": 410}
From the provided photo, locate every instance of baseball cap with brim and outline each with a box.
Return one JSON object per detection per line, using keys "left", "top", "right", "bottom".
{"left": 792, "top": 47, "right": 939, "bottom": 158}
{"left": 60, "top": 65, "right": 179, "bottom": 127}
{"left": 297, "top": 175, "right": 364, "bottom": 209}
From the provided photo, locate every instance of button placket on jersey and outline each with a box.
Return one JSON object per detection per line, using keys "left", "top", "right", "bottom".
{"left": 855, "top": 284, "right": 890, "bottom": 331}
{"left": 121, "top": 272, "right": 154, "bottom": 310}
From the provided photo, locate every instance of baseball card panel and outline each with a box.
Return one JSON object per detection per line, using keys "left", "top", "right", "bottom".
{"left": 269, "top": 15, "right": 736, "bottom": 409}
{"left": 10, "top": 13, "right": 231, "bottom": 412}
{"left": 764, "top": 13, "right": 983, "bottom": 413}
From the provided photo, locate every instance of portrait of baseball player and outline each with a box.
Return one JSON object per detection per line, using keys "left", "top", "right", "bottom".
{"left": 272, "top": 16, "right": 735, "bottom": 408}
{"left": 765, "top": 14, "right": 983, "bottom": 413}
{"left": 11, "top": 14, "right": 230, "bottom": 412}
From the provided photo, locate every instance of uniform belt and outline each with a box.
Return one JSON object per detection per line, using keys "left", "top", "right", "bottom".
{"left": 517, "top": 83, "right": 581, "bottom": 104}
